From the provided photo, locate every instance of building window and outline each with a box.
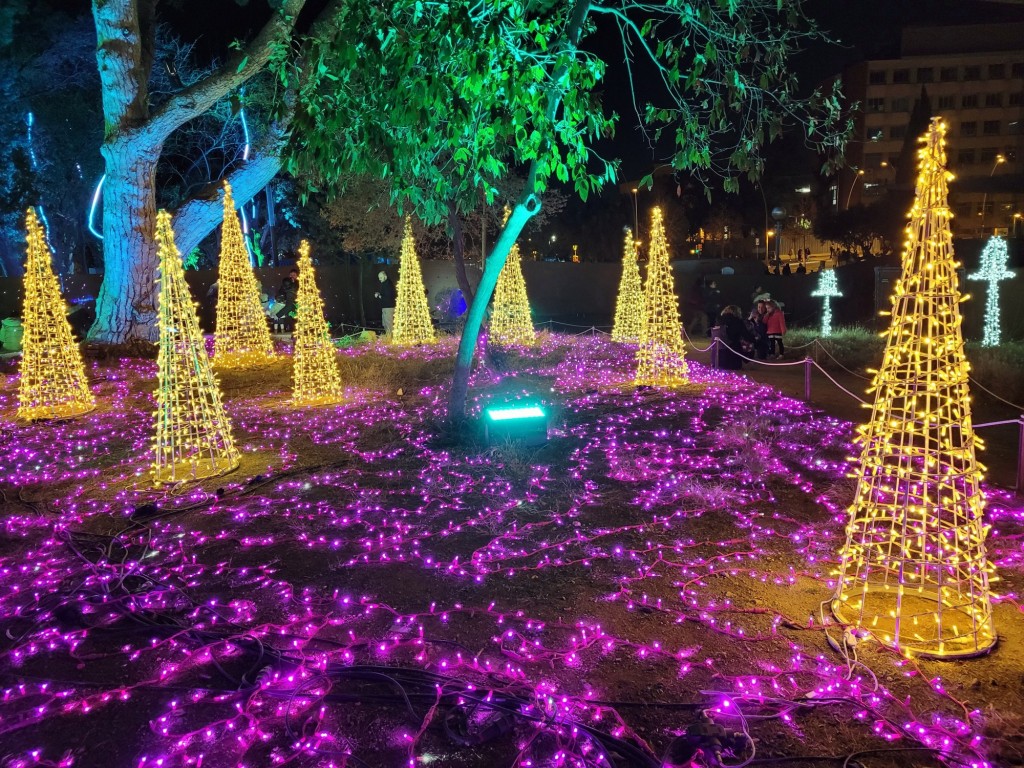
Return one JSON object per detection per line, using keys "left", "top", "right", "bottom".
{"left": 890, "top": 125, "right": 906, "bottom": 140}
{"left": 868, "top": 70, "right": 887, "bottom": 85}
{"left": 937, "top": 95, "right": 956, "bottom": 110}
{"left": 892, "top": 68, "right": 910, "bottom": 84}
{"left": 964, "top": 65, "right": 981, "bottom": 81}
{"left": 980, "top": 147, "right": 999, "bottom": 162}
{"left": 960, "top": 121, "right": 977, "bottom": 136}
{"left": 916, "top": 67, "right": 933, "bottom": 83}
{"left": 983, "top": 120, "right": 1001, "bottom": 136}
{"left": 962, "top": 94, "right": 979, "bottom": 108}
{"left": 1010, "top": 121, "right": 1022, "bottom": 136}
{"left": 988, "top": 63, "right": 1005, "bottom": 79}
{"left": 940, "top": 67, "right": 958, "bottom": 82}
{"left": 867, "top": 97, "right": 886, "bottom": 113}
{"left": 985, "top": 93, "right": 1002, "bottom": 108}
{"left": 891, "top": 97, "right": 910, "bottom": 112}
{"left": 1010, "top": 93, "right": 1023, "bottom": 106}
{"left": 958, "top": 150, "right": 976, "bottom": 165}
{"left": 865, "top": 152, "right": 883, "bottom": 167}
{"left": 868, "top": 128, "right": 884, "bottom": 142}
{"left": 1012, "top": 62, "right": 1024, "bottom": 78}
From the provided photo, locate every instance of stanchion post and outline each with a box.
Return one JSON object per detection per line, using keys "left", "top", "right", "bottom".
{"left": 1017, "top": 415, "right": 1024, "bottom": 497}
{"left": 803, "top": 356, "right": 812, "bottom": 402}
{"left": 711, "top": 334, "right": 719, "bottom": 369}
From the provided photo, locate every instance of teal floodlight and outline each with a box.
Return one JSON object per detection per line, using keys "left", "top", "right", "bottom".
{"left": 483, "top": 403, "right": 548, "bottom": 446}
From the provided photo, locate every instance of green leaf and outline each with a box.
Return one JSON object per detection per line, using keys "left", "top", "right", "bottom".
{"left": 236, "top": 56, "right": 249, "bottom": 73}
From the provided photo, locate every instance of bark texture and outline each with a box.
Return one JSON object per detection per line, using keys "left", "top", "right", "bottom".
{"left": 87, "top": 0, "right": 306, "bottom": 344}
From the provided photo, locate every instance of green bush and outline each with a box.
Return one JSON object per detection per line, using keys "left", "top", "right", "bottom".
{"left": 788, "top": 326, "right": 885, "bottom": 374}
{"left": 788, "top": 326, "right": 1024, "bottom": 408}
{"left": 966, "top": 342, "right": 1024, "bottom": 408}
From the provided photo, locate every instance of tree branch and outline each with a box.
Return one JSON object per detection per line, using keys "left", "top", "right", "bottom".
{"left": 148, "top": 0, "right": 307, "bottom": 141}
{"left": 170, "top": 122, "right": 288, "bottom": 257}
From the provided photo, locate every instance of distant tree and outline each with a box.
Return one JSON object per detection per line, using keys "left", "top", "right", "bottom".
{"left": 282, "top": 0, "right": 850, "bottom": 420}
{"left": 702, "top": 202, "right": 743, "bottom": 258}
{"left": 815, "top": 200, "right": 905, "bottom": 258}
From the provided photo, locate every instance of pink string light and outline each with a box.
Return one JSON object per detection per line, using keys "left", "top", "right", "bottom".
{"left": 0, "top": 335, "right": 1015, "bottom": 767}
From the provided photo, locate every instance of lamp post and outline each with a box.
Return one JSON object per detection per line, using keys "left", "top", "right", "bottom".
{"left": 1014, "top": 212, "right": 1022, "bottom": 238}
{"left": 980, "top": 154, "right": 1006, "bottom": 236}
{"left": 844, "top": 169, "right": 865, "bottom": 211}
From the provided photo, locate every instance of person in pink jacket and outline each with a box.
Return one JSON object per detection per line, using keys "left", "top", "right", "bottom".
{"left": 765, "top": 300, "right": 787, "bottom": 358}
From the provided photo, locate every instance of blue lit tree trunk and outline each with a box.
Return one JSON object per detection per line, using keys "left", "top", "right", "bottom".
{"left": 86, "top": 0, "right": 306, "bottom": 345}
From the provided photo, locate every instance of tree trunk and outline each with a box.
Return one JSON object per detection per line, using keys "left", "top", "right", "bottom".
{"left": 448, "top": 202, "right": 474, "bottom": 305}
{"left": 86, "top": 0, "right": 308, "bottom": 345}
{"left": 87, "top": 139, "right": 161, "bottom": 344}
{"left": 171, "top": 149, "right": 282, "bottom": 257}
{"left": 357, "top": 257, "right": 367, "bottom": 327}
{"left": 447, "top": 0, "right": 589, "bottom": 422}
{"left": 448, "top": 196, "right": 539, "bottom": 420}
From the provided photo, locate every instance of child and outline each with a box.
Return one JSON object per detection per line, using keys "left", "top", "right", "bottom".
{"left": 747, "top": 300, "right": 770, "bottom": 360}
{"left": 765, "top": 300, "right": 787, "bottom": 358}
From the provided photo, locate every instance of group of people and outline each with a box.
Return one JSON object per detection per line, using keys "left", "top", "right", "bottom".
{"left": 715, "top": 291, "right": 787, "bottom": 371}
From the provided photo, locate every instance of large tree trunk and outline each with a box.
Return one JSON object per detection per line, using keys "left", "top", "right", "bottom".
{"left": 88, "top": 138, "right": 161, "bottom": 344}
{"left": 86, "top": 0, "right": 307, "bottom": 345}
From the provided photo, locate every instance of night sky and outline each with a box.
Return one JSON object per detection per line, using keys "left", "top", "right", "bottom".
{"left": 61, "top": 0, "right": 1024, "bottom": 182}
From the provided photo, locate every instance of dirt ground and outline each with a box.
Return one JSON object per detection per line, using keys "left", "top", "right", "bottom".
{"left": 0, "top": 334, "right": 1022, "bottom": 768}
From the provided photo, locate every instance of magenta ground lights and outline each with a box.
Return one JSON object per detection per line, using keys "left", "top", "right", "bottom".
{"left": 0, "top": 334, "right": 1017, "bottom": 767}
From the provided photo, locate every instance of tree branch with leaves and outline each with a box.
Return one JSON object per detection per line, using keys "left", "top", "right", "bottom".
{"left": 279, "top": 0, "right": 850, "bottom": 421}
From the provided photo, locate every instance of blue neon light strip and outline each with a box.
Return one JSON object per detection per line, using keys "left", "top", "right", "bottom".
{"left": 26, "top": 113, "right": 55, "bottom": 249}
{"left": 485, "top": 406, "right": 546, "bottom": 421}
{"left": 88, "top": 175, "right": 105, "bottom": 240}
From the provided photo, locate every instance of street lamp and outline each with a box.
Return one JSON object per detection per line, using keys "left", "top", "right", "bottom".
{"left": 1013, "top": 212, "right": 1022, "bottom": 238}
{"left": 980, "top": 154, "right": 1006, "bottom": 235}
{"left": 844, "top": 168, "right": 865, "bottom": 210}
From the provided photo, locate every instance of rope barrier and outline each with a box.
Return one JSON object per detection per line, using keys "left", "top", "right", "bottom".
{"left": 969, "top": 376, "right": 1024, "bottom": 413}
{"left": 715, "top": 338, "right": 808, "bottom": 368}
{"left": 679, "top": 324, "right": 714, "bottom": 353}
{"left": 809, "top": 359, "right": 870, "bottom": 406}
{"left": 784, "top": 337, "right": 818, "bottom": 350}
{"left": 973, "top": 419, "right": 1021, "bottom": 429}
{"left": 543, "top": 319, "right": 614, "bottom": 330}
{"left": 811, "top": 340, "right": 872, "bottom": 381}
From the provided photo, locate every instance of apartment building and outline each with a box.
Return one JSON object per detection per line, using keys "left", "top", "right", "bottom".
{"left": 837, "top": 23, "right": 1024, "bottom": 237}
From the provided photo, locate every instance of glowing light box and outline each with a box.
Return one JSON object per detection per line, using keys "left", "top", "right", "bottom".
{"left": 483, "top": 404, "right": 548, "bottom": 446}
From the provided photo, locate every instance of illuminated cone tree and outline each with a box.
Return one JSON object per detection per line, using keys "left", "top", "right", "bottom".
{"left": 153, "top": 210, "right": 240, "bottom": 486}
{"left": 635, "top": 207, "right": 687, "bottom": 386}
{"left": 292, "top": 240, "right": 344, "bottom": 405}
{"left": 611, "top": 229, "right": 644, "bottom": 344}
{"left": 213, "top": 182, "right": 275, "bottom": 367}
{"left": 490, "top": 210, "right": 535, "bottom": 347}
{"left": 968, "top": 236, "right": 1014, "bottom": 347}
{"left": 832, "top": 119, "right": 996, "bottom": 658}
{"left": 17, "top": 208, "right": 94, "bottom": 421}
{"left": 391, "top": 218, "right": 436, "bottom": 345}
{"left": 811, "top": 269, "right": 842, "bottom": 338}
